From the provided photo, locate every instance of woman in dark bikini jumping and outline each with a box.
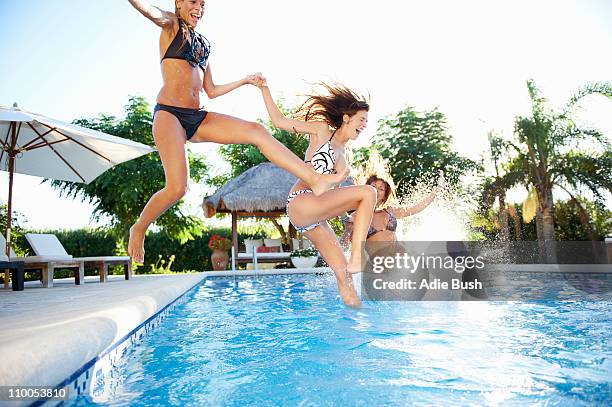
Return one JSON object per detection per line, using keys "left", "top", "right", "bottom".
{"left": 126, "top": 0, "right": 346, "bottom": 262}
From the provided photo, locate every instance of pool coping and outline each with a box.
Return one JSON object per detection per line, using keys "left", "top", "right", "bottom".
{"left": 47, "top": 277, "right": 207, "bottom": 405}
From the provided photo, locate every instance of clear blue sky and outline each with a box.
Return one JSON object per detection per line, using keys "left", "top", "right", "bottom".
{"left": 0, "top": 1, "right": 160, "bottom": 120}
{"left": 0, "top": 0, "right": 611, "bottom": 230}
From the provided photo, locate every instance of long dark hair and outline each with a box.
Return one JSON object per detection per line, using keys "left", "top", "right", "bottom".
{"left": 294, "top": 83, "right": 369, "bottom": 129}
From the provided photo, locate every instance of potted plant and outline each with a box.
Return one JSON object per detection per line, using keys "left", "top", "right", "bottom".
{"left": 290, "top": 247, "right": 319, "bottom": 269}
{"left": 208, "top": 235, "right": 232, "bottom": 271}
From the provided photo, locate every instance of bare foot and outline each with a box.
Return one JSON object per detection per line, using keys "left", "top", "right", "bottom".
{"left": 128, "top": 224, "right": 146, "bottom": 263}
{"left": 311, "top": 168, "right": 349, "bottom": 196}
{"left": 346, "top": 253, "right": 363, "bottom": 274}
{"left": 336, "top": 273, "right": 362, "bottom": 308}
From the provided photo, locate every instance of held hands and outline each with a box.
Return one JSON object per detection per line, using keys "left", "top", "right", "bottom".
{"left": 245, "top": 72, "right": 267, "bottom": 88}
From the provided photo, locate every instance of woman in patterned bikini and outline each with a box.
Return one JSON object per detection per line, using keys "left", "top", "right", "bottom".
{"left": 125, "top": 0, "right": 347, "bottom": 263}
{"left": 254, "top": 77, "right": 377, "bottom": 308}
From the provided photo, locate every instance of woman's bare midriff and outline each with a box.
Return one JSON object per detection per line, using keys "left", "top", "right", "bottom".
{"left": 367, "top": 230, "right": 396, "bottom": 242}
{"left": 156, "top": 59, "right": 204, "bottom": 108}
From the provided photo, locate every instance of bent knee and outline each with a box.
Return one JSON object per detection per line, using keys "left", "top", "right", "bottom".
{"left": 245, "top": 122, "right": 270, "bottom": 145}
{"left": 166, "top": 184, "right": 188, "bottom": 201}
{"left": 360, "top": 185, "right": 377, "bottom": 203}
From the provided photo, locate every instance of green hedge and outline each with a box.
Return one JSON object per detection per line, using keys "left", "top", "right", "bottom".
{"left": 16, "top": 225, "right": 273, "bottom": 280}
{"left": 141, "top": 227, "right": 241, "bottom": 272}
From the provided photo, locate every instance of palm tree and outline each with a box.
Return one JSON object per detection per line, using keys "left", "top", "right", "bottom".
{"left": 481, "top": 131, "right": 520, "bottom": 241}
{"left": 510, "top": 79, "right": 612, "bottom": 245}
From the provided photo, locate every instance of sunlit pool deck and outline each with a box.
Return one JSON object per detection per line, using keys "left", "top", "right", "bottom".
{"left": 0, "top": 264, "right": 610, "bottom": 405}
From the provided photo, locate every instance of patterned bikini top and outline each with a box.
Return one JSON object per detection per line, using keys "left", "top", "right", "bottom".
{"left": 366, "top": 209, "right": 398, "bottom": 238}
{"left": 305, "top": 130, "right": 337, "bottom": 175}
{"left": 162, "top": 18, "right": 211, "bottom": 71}
{"left": 385, "top": 209, "right": 398, "bottom": 231}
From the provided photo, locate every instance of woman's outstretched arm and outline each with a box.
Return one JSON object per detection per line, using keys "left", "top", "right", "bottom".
{"left": 390, "top": 173, "right": 445, "bottom": 218}
{"left": 255, "top": 78, "right": 327, "bottom": 136}
{"left": 202, "top": 64, "right": 261, "bottom": 99}
{"left": 127, "top": 0, "right": 175, "bottom": 27}
{"left": 391, "top": 191, "right": 437, "bottom": 218}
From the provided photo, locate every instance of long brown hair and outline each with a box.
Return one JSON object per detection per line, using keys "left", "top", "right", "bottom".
{"left": 294, "top": 83, "right": 369, "bottom": 129}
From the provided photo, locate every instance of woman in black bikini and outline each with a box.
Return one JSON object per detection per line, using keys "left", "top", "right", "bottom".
{"left": 126, "top": 0, "right": 346, "bottom": 262}
{"left": 253, "top": 78, "right": 378, "bottom": 308}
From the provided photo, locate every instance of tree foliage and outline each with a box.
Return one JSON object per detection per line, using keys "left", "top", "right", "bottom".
{"left": 474, "top": 199, "right": 610, "bottom": 242}
{"left": 510, "top": 79, "right": 612, "bottom": 241}
{"left": 476, "top": 79, "right": 612, "bottom": 243}
{"left": 0, "top": 203, "right": 30, "bottom": 256}
{"left": 364, "top": 106, "right": 478, "bottom": 197}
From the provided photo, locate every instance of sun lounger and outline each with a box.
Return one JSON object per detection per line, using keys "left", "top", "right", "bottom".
{"left": 0, "top": 233, "right": 84, "bottom": 288}
{"left": 25, "top": 234, "right": 132, "bottom": 283}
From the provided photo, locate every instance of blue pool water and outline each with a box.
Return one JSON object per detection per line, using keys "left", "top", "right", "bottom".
{"left": 70, "top": 274, "right": 611, "bottom": 406}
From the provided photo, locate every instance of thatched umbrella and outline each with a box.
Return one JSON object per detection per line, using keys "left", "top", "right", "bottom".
{"left": 202, "top": 162, "right": 297, "bottom": 254}
{"left": 203, "top": 162, "right": 296, "bottom": 216}
{"left": 203, "top": 162, "right": 354, "bottom": 257}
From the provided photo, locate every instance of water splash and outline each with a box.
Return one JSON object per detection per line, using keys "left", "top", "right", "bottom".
{"left": 395, "top": 181, "right": 476, "bottom": 241}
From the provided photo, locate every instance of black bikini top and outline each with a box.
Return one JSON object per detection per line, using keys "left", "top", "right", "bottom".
{"left": 162, "top": 18, "right": 211, "bottom": 70}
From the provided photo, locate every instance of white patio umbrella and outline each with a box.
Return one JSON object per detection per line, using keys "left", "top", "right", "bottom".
{"left": 0, "top": 104, "right": 156, "bottom": 287}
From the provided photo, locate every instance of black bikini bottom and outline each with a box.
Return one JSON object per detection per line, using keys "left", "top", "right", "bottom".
{"left": 154, "top": 103, "right": 208, "bottom": 140}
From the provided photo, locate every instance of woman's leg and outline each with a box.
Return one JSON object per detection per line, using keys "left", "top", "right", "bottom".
{"left": 128, "top": 111, "right": 189, "bottom": 263}
{"left": 303, "top": 222, "right": 361, "bottom": 308}
{"left": 190, "top": 112, "right": 347, "bottom": 195}
{"left": 289, "top": 185, "right": 377, "bottom": 274}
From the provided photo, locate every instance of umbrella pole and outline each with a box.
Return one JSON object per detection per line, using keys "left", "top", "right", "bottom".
{"left": 4, "top": 122, "right": 16, "bottom": 289}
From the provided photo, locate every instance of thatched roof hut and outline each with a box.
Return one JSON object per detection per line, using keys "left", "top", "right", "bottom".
{"left": 202, "top": 162, "right": 296, "bottom": 218}
{"left": 202, "top": 162, "right": 354, "bottom": 256}
{"left": 202, "top": 162, "right": 298, "bottom": 255}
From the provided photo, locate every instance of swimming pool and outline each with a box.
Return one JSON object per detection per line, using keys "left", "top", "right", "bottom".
{"left": 67, "top": 273, "right": 611, "bottom": 406}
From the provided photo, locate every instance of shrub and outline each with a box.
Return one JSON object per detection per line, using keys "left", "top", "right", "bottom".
{"left": 208, "top": 234, "right": 232, "bottom": 251}
{"left": 290, "top": 247, "right": 319, "bottom": 257}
